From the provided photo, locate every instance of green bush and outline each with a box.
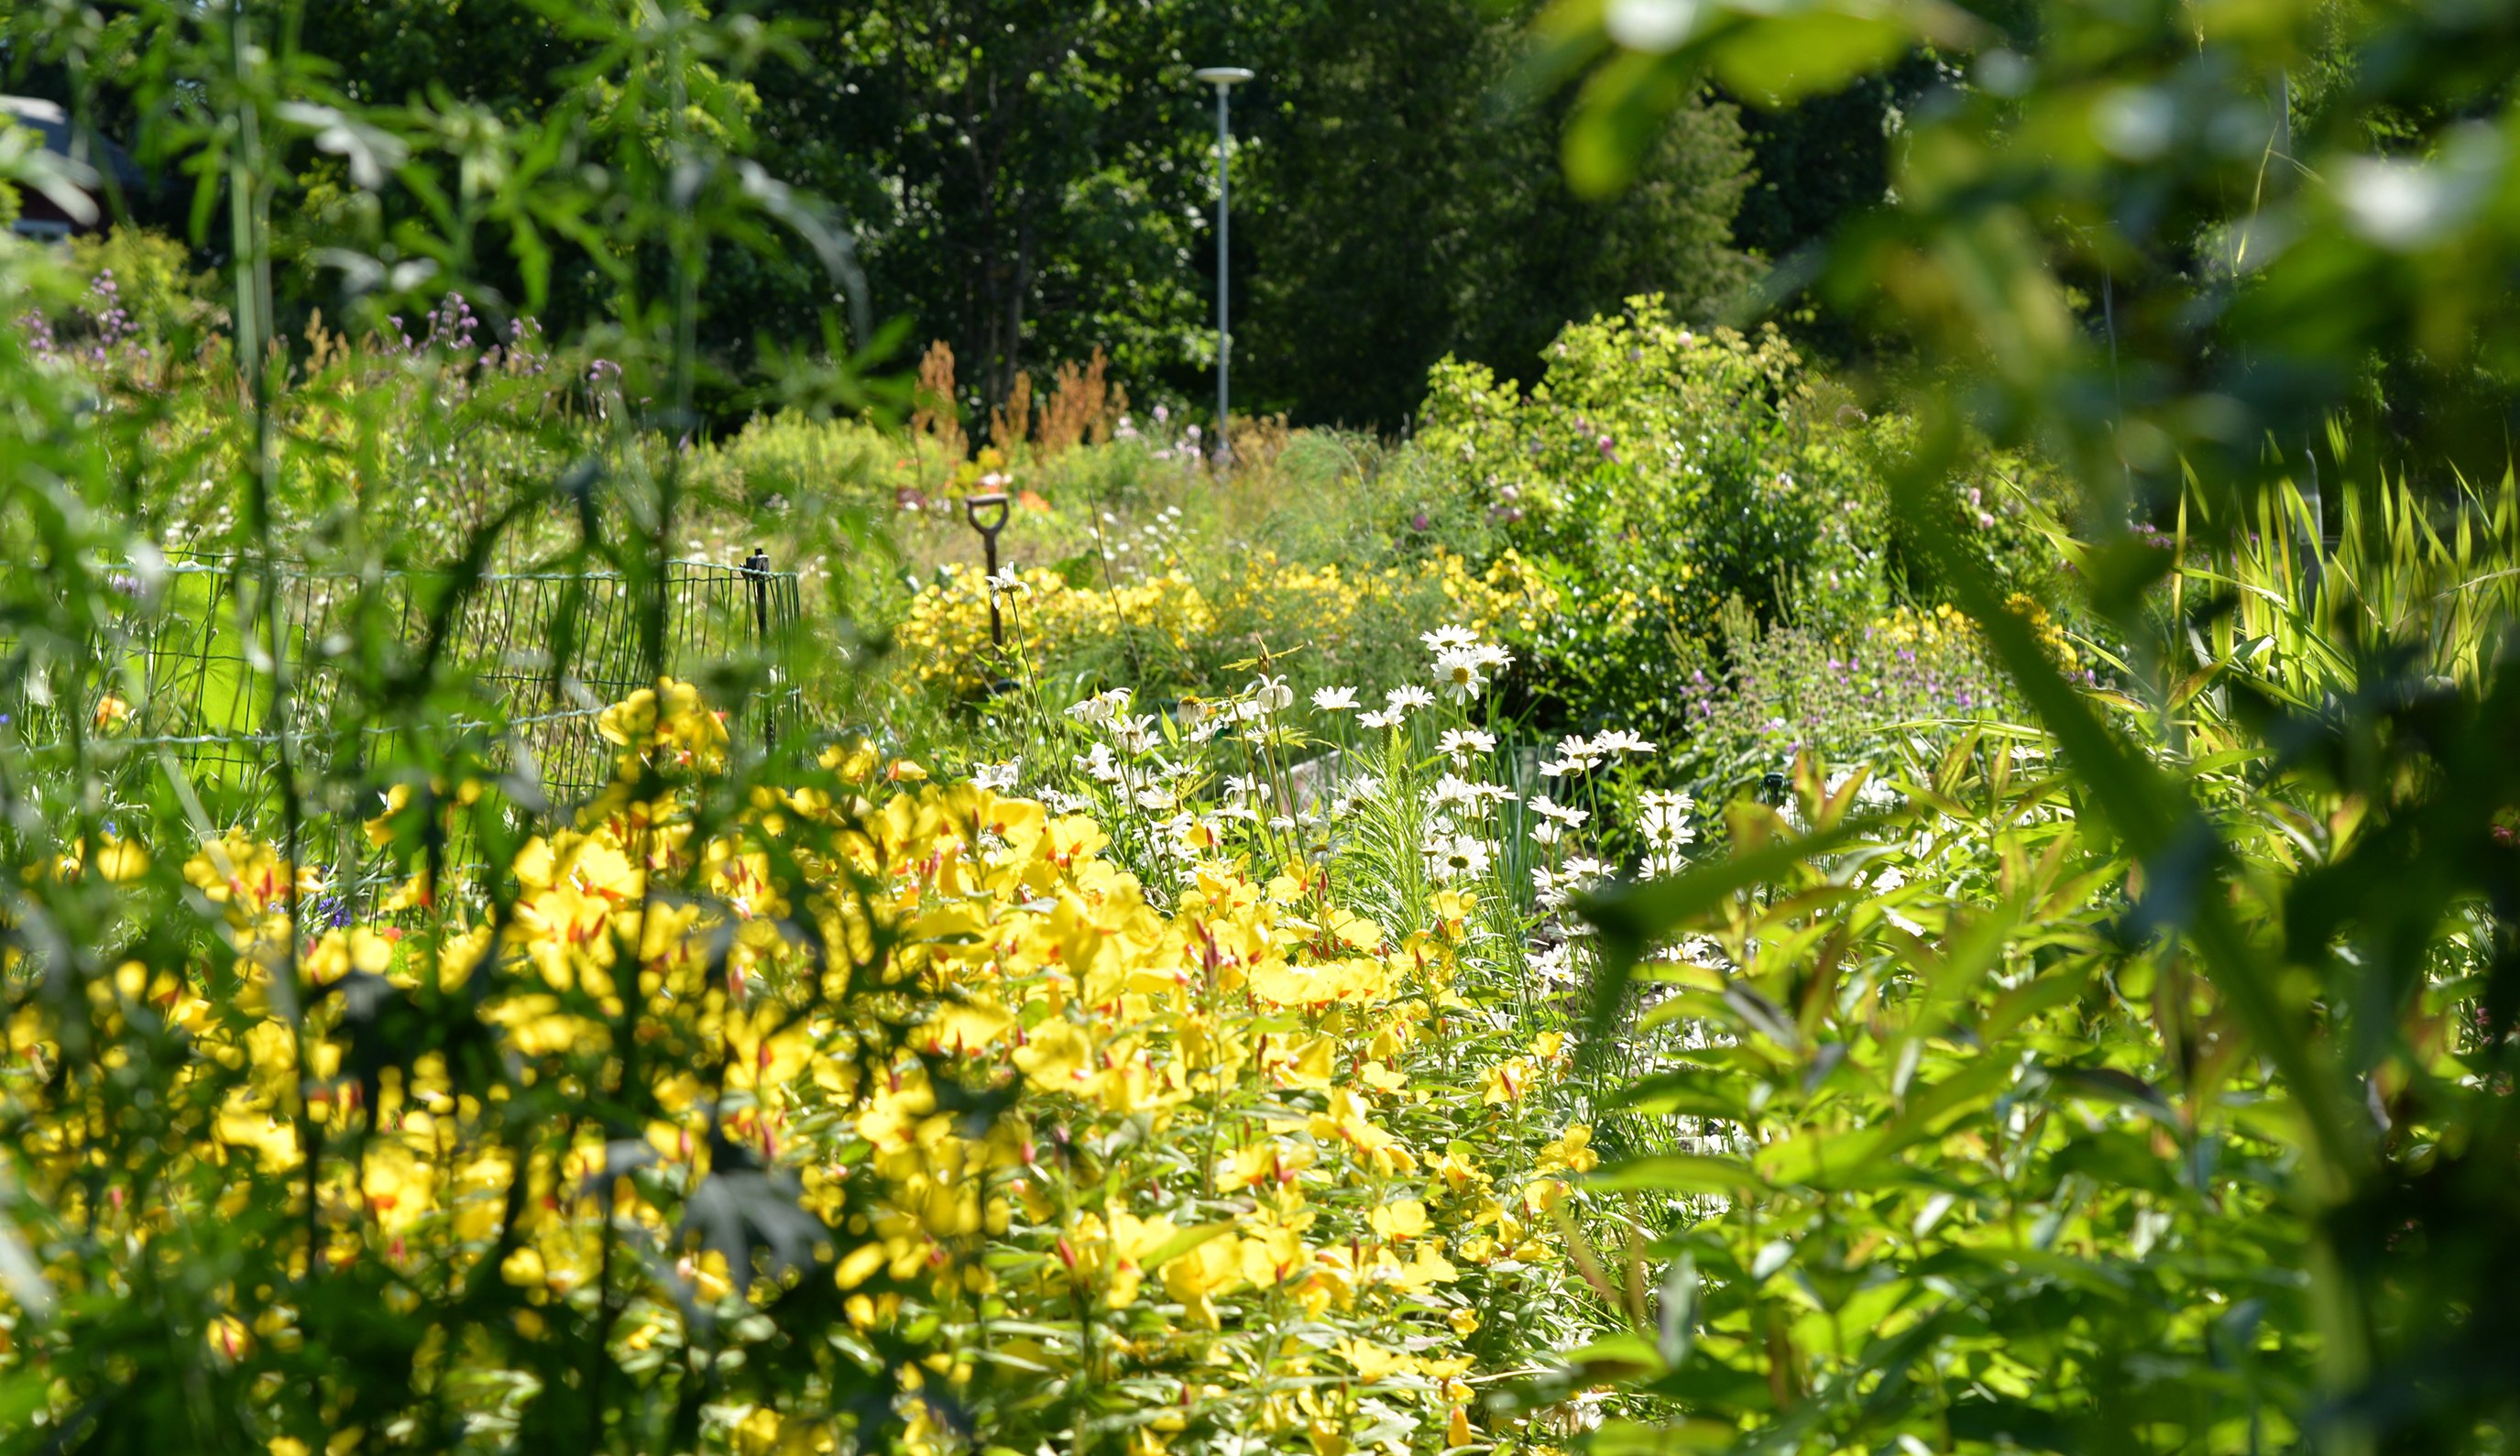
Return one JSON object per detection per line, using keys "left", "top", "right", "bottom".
{"left": 1419, "top": 299, "right": 1878, "bottom": 628}
{"left": 66, "top": 225, "right": 221, "bottom": 347}
{"left": 1414, "top": 301, "right": 1880, "bottom": 735}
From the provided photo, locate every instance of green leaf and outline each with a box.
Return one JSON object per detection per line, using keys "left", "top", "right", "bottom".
{"left": 1755, "top": 1056, "right": 2024, "bottom": 1189}
{"left": 1589, "top": 1416, "right": 1741, "bottom": 1454}
{"left": 1656, "top": 1253, "right": 1701, "bottom": 1368}
{"left": 1586, "top": 1155, "right": 1761, "bottom": 1194}
{"left": 1981, "top": 962, "right": 2094, "bottom": 1042}
{"left": 1561, "top": 49, "right": 1693, "bottom": 199}
{"left": 1882, "top": 425, "right": 2363, "bottom": 1189}
{"left": 2047, "top": 1066, "right": 2175, "bottom": 1122}
{"left": 1616, "top": 1068, "right": 1751, "bottom": 1118}
{"left": 1563, "top": 1332, "right": 1665, "bottom": 1381}
{"left": 1575, "top": 817, "right": 1879, "bottom": 1071}
{"left": 1138, "top": 1221, "right": 1234, "bottom": 1271}
{"left": 1706, "top": 11, "right": 1912, "bottom": 103}
{"left": 1640, "top": 1357, "right": 1777, "bottom": 1412}
{"left": 1753, "top": 1125, "right": 1886, "bottom": 1188}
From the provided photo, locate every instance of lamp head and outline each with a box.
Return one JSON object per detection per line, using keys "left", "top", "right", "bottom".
{"left": 1192, "top": 66, "right": 1255, "bottom": 90}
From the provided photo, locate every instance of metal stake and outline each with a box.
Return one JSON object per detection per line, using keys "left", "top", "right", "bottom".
{"left": 964, "top": 492, "right": 1011, "bottom": 648}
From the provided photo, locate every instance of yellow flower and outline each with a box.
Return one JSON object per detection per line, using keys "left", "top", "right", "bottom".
{"left": 92, "top": 838, "right": 149, "bottom": 882}
{"left": 1012, "top": 1018, "right": 1094, "bottom": 1091}
{"left": 1163, "top": 1232, "right": 1247, "bottom": 1328}
{"left": 1537, "top": 1123, "right": 1599, "bottom": 1175}
{"left": 1478, "top": 1058, "right": 1533, "bottom": 1105}
{"left": 1339, "top": 1338, "right": 1412, "bottom": 1383}
{"left": 1369, "top": 1199, "right": 1428, "bottom": 1242}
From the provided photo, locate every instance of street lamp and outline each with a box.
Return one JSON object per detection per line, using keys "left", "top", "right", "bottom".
{"left": 1192, "top": 65, "right": 1253, "bottom": 477}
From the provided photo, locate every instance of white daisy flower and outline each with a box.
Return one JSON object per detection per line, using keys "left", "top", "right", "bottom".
{"left": 1528, "top": 794, "right": 1589, "bottom": 826}
{"left": 1068, "top": 687, "right": 1131, "bottom": 728}
{"left": 1439, "top": 728, "right": 1496, "bottom": 764}
{"left": 1638, "top": 800, "right": 1695, "bottom": 848}
{"left": 1430, "top": 835, "right": 1494, "bottom": 881}
{"left": 1432, "top": 649, "right": 1488, "bottom": 703}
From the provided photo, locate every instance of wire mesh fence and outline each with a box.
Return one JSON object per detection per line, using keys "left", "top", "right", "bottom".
{"left": 5, "top": 551, "right": 805, "bottom": 899}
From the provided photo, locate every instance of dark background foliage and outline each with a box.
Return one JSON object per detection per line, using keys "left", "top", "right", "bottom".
{"left": 4, "top": 0, "right": 1936, "bottom": 432}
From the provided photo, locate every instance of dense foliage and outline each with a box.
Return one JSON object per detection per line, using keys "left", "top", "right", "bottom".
{"left": 9, "top": 0, "right": 2520, "bottom": 1453}
{"left": 5, "top": 0, "right": 1769, "bottom": 430}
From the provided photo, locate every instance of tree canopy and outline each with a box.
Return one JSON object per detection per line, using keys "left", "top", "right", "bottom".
{"left": 12, "top": 0, "right": 1787, "bottom": 431}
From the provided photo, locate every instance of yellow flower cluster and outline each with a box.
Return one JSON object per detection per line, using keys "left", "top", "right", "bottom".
{"left": 1871, "top": 596, "right": 2078, "bottom": 672}
{"left": 2, "top": 679, "right": 1598, "bottom": 1455}
{"left": 895, "top": 563, "right": 1216, "bottom": 692}
{"left": 894, "top": 549, "right": 1548, "bottom": 694}
{"left": 1452, "top": 548, "right": 1562, "bottom": 640}
{"left": 820, "top": 805, "right": 1594, "bottom": 1456}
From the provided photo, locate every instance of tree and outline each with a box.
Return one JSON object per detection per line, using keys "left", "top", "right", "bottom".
{"left": 743, "top": 0, "right": 1226, "bottom": 426}
{"left": 38, "top": 0, "right": 1759, "bottom": 431}
{"left": 729, "top": 0, "right": 1760, "bottom": 432}
{"left": 1234, "top": 0, "right": 1754, "bottom": 430}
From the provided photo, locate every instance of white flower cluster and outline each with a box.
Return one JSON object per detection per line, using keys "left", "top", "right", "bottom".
{"left": 1422, "top": 624, "right": 1512, "bottom": 705}
{"left": 1524, "top": 792, "right": 1588, "bottom": 848}
{"left": 1423, "top": 832, "right": 1494, "bottom": 883}
{"left": 1539, "top": 728, "right": 1657, "bottom": 777}
{"left": 1057, "top": 686, "right": 1207, "bottom": 857}
{"left": 1057, "top": 672, "right": 1373, "bottom": 887}
{"left": 1024, "top": 619, "right": 1710, "bottom": 1006}
{"left": 1356, "top": 684, "right": 1432, "bottom": 732}
{"left": 1532, "top": 856, "right": 1609, "bottom": 916}
{"left": 1636, "top": 788, "right": 1697, "bottom": 877}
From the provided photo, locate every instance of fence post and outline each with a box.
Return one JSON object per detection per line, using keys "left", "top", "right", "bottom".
{"left": 743, "top": 549, "right": 772, "bottom": 640}
{"left": 742, "top": 549, "right": 775, "bottom": 753}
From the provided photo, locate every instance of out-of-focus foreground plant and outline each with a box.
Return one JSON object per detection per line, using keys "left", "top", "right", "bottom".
{"left": 0, "top": 0, "right": 904, "bottom": 1447}
{"left": 1549, "top": 0, "right": 2520, "bottom": 1447}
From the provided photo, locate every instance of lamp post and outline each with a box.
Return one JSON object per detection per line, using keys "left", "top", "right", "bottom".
{"left": 1191, "top": 65, "right": 1253, "bottom": 478}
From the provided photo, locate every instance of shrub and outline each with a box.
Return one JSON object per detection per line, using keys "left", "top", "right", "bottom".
{"left": 1418, "top": 301, "right": 1881, "bottom": 629}
{"left": 65, "top": 225, "right": 221, "bottom": 348}
{"left": 1414, "top": 301, "right": 1882, "bottom": 733}
{"left": 689, "top": 413, "right": 896, "bottom": 514}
